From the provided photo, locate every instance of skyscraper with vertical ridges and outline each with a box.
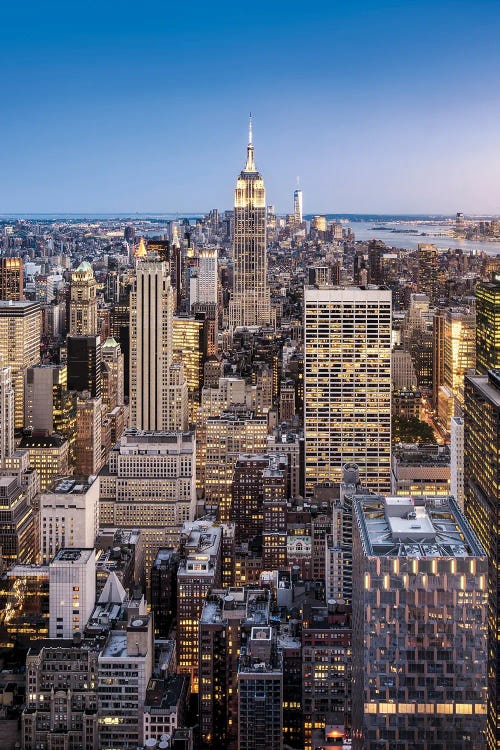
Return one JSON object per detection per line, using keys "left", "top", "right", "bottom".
{"left": 228, "top": 119, "right": 271, "bottom": 329}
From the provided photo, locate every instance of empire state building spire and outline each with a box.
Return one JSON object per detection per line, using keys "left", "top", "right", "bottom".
{"left": 244, "top": 113, "right": 256, "bottom": 172}
{"left": 228, "top": 118, "right": 272, "bottom": 329}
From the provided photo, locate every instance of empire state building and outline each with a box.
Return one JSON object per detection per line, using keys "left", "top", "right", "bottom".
{"left": 228, "top": 119, "right": 272, "bottom": 328}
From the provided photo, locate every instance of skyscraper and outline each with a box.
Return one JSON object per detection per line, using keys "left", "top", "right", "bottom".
{"left": 443, "top": 307, "right": 476, "bottom": 408}
{"left": 101, "top": 336, "right": 125, "bottom": 411}
{"left": 304, "top": 285, "right": 392, "bottom": 495}
{"left": 204, "top": 409, "right": 268, "bottom": 521}
{"left": 130, "top": 259, "right": 188, "bottom": 431}
{"left": 293, "top": 186, "right": 303, "bottom": 225}
{"left": 476, "top": 274, "right": 500, "bottom": 373}
{"left": 353, "top": 494, "right": 487, "bottom": 750}
{"left": 48, "top": 548, "right": 96, "bottom": 639}
{"left": 69, "top": 261, "right": 98, "bottom": 336}
{"left": 25, "top": 365, "right": 77, "bottom": 464}
{"left": 417, "top": 243, "right": 439, "bottom": 303}
{"left": 40, "top": 476, "right": 99, "bottom": 563}
{"left": 228, "top": 119, "right": 272, "bottom": 329}
{"left": 238, "top": 625, "right": 283, "bottom": 750}
{"left": 0, "top": 257, "right": 23, "bottom": 301}
{"left": 0, "top": 300, "right": 41, "bottom": 428}
{"left": 177, "top": 519, "right": 222, "bottom": 692}
{"left": 450, "top": 414, "right": 465, "bottom": 508}
{"left": 99, "top": 430, "right": 196, "bottom": 571}
{"left": 465, "top": 370, "right": 500, "bottom": 749}
{"left": 67, "top": 334, "right": 102, "bottom": 399}
{"left": 0, "top": 358, "right": 14, "bottom": 460}
{"left": 189, "top": 248, "right": 218, "bottom": 308}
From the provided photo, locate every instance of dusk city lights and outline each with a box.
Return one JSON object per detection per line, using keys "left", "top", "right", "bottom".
{"left": 0, "top": 2, "right": 499, "bottom": 749}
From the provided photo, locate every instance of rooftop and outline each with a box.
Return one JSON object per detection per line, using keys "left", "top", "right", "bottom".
{"left": 465, "top": 370, "right": 500, "bottom": 407}
{"left": 355, "top": 495, "right": 485, "bottom": 559}
{"left": 117, "top": 429, "right": 194, "bottom": 450}
{"left": 153, "top": 548, "right": 177, "bottom": 567}
{"left": 0, "top": 300, "right": 40, "bottom": 312}
{"left": 75, "top": 261, "right": 93, "bottom": 273}
{"left": 144, "top": 675, "right": 187, "bottom": 711}
{"left": 52, "top": 548, "right": 95, "bottom": 565}
{"left": 49, "top": 476, "right": 96, "bottom": 494}
{"left": 95, "top": 528, "right": 141, "bottom": 548}
{"left": 20, "top": 434, "right": 67, "bottom": 449}
{"left": 101, "top": 631, "right": 127, "bottom": 658}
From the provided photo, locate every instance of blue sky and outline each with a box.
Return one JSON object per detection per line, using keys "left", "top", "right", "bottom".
{"left": 0, "top": 0, "right": 499, "bottom": 214}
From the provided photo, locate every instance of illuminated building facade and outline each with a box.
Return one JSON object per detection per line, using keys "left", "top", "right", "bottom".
{"left": 0, "top": 358, "right": 14, "bottom": 460}
{"left": 173, "top": 314, "right": 210, "bottom": 422}
{"left": 99, "top": 430, "right": 196, "bottom": 572}
{"left": 177, "top": 520, "right": 221, "bottom": 691}
{"left": 0, "top": 257, "right": 23, "bottom": 301}
{"left": 196, "top": 377, "right": 255, "bottom": 490}
{"left": 302, "top": 600, "right": 351, "bottom": 750}
{"left": 391, "top": 444, "right": 450, "bottom": 497}
{"left": 450, "top": 415, "right": 464, "bottom": 508}
{"left": 0, "top": 300, "right": 41, "bottom": 429}
{"left": 304, "top": 286, "right": 392, "bottom": 495}
{"left": 228, "top": 120, "right": 272, "bottom": 328}
{"left": 0, "top": 565, "right": 49, "bottom": 645}
{"left": 0, "top": 475, "right": 36, "bottom": 563}
{"left": 204, "top": 409, "right": 268, "bottom": 521}
{"left": 476, "top": 275, "right": 500, "bottom": 373}
{"left": 199, "top": 588, "right": 271, "bottom": 750}
{"left": 19, "top": 434, "right": 70, "bottom": 491}
{"left": 69, "top": 261, "right": 98, "bottom": 335}
{"left": 231, "top": 453, "right": 287, "bottom": 545}
{"left": 352, "top": 494, "right": 488, "bottom": 750}
{"left": 443, "top": 307, "right": 476, "bottom": 409}
{"left": 465, "top": 370, "right": 500, "bottom": 750}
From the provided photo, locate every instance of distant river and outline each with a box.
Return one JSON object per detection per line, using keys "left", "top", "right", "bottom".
{"left": 344, "top": 220, "right": 500, "bottom": 256}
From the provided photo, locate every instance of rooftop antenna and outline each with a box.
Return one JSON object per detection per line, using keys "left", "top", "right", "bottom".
{"left": 249, "top": 112, "right": 253, "bottom": 145}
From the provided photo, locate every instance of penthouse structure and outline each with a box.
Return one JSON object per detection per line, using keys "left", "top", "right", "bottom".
{"left": 391, "top": 444, "right": 450, "bottom": 497}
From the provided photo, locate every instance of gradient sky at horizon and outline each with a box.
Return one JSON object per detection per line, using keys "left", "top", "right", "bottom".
{"left": 1, "top": 0, "right": 499, "bottom": 215}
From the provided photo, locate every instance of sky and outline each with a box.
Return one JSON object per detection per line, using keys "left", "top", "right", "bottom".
{"left": 0, "top": 0, "right": 499, "bottom": 215}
